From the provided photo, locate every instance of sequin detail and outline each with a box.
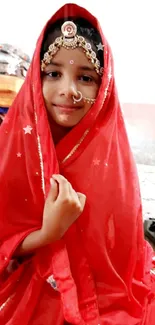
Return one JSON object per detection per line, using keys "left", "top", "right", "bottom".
{"left": 46, "top": 275, "right": 58, "bottom": 291}
{"left": 33, "top": 90, "right": 45, "bottom": 196}
{"left": 0, "top": 293, "right": 15, "bottom": 312}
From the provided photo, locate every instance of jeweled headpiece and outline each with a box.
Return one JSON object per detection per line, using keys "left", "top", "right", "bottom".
{"left": 41, "top": 21, "right": 103, "bottom": 76}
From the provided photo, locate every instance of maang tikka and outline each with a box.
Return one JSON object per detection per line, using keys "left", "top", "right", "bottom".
{"left": 41, "top": 21, "right": 103, "bottom": 76}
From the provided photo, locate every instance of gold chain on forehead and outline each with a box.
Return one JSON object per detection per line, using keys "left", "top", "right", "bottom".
{"left": 41, "top": 21, "right": 103, "bottom": 76}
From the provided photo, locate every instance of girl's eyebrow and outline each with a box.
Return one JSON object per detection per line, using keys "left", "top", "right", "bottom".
{"left": 46, "top": 62, "right": 63, "bottom": 67}
{"left": 77, "top": 65, "right": 95, "bottom": 72}
{"left": 47, "top": 62, "right": 95, "bottom": 72}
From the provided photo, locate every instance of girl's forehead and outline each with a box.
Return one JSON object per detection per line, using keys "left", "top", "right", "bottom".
{"left": 50, "top": 47, "right": 94, "bottom": 68}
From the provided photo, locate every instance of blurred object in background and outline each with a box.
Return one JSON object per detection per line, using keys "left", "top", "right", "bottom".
{"left": 144, "top": 219, "right": 155, "bottom": 249}
{"left": 122, "top": 103, "right": 155, "bottom": 222}
{"left": 123, "top": 103, "right": 155, "bottom": 166}
{"left": 123, "top": 103, "right": 155, "bottom": 248}
{"left": 0, "top": 43, "right": 30, "bottom": 124}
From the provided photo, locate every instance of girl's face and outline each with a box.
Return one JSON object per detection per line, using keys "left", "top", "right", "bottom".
{"left": 42, "top": 47, "right": 101, "bottom": 128}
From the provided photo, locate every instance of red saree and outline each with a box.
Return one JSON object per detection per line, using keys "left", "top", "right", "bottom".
{"left": 0, "top": 3, "right": 154, "bottom": 325}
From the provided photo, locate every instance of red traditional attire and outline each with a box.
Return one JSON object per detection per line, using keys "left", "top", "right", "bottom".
{"left": 0, "top": 3, "right": 154, "bottom": 325}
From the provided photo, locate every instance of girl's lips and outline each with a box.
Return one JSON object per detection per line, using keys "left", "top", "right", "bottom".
{"left": 53, "top": 104, "right": 82, "bottom": 112}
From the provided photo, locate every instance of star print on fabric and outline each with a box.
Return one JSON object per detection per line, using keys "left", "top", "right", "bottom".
{"left": 96, "top": 43, "right": 104, "bottom": 51}
{"left": 23, "top": 125, "right": 33, "bottom": 134}
{"left": 16, "top": 152, "right": 22, "bottom": 158}
{"left": 93, "top": 158, "right": 101, "bottom": 166}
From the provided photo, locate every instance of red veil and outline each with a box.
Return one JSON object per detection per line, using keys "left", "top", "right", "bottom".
{"left": 0, "top": 3, "right": 154, "bottom": 325}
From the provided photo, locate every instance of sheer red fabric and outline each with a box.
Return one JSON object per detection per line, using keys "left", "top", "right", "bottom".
{"left": 0, "top": 3, "right": 154, "bottom": 325}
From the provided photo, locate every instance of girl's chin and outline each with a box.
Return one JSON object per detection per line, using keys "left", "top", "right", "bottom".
{"left": 55, "top": 119, "right": 79, "bottom": 128}
{"left": 52, "top": 114, "right": 82, "bottom": 128}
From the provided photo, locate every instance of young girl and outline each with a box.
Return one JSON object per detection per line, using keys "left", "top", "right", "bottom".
{"left": 0, "top": 3, "right": 154, "bottom": 325}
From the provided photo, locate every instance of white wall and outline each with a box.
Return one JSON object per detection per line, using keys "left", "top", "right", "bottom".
{"left": 1, "top": 0, "right": 155, "bottom": 103}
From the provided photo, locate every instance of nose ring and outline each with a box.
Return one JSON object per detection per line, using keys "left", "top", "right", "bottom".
{"left": 72, "top": 91, "right": 83, "bottom": 104}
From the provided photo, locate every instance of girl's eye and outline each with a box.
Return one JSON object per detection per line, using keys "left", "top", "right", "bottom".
{"left": 79, "top": 75, "right": 93, "bottom": 82}
{"left": 46, "top": 71, "right": 61, "bottom": 78}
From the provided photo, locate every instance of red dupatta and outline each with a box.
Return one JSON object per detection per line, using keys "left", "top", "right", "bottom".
{"left": 0, "top": 3, "right": 155, "bottom": 325}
